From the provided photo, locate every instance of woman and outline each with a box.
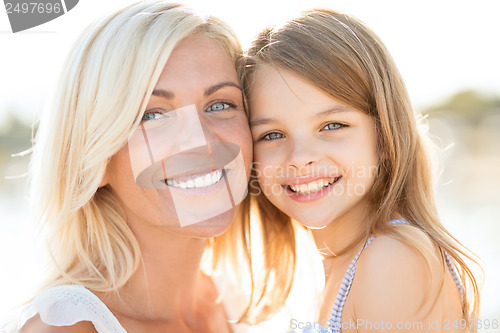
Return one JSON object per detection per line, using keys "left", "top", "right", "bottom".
{"left": 10, "top": 1, "right": 295, "bottom": 332}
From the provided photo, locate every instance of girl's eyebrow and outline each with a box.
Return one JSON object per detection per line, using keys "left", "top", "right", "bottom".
{"left": 250, "top": 117, "right": 278, "bottom": 127}
{"left": 315, "top": 106, "right": 351, "bottom": 118}
{"left": 250, "top": 106, "right": 351, "bottom": 127}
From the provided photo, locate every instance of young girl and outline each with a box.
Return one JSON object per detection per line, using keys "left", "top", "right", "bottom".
{"left": 244, "top": 9, "right": 480, "bottom": 333}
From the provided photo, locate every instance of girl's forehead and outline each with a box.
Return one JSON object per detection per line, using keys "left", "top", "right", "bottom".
{"left": 249, "top": 67, "right": 355, "bottom": 111}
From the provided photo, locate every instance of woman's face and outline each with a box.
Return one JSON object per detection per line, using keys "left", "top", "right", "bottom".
{"left": 104, "top": 35, "right": 252, "bottom": 238}
{"left": 249, "top": 66, "right": 378, "bottom": 229}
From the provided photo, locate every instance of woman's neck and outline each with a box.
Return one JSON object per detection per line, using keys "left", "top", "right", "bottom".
{"left": 100, "top": 223, "right": 210, "bottom": 323}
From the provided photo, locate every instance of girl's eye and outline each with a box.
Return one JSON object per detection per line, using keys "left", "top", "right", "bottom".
{"left": 206, "top": 102, "right": 234, "bottom": 112}
{"left": 262, "top": 132, "right": 285, "bottom": 141}
{"left": 321, "top": 122, "right": 346, "bottom": 131}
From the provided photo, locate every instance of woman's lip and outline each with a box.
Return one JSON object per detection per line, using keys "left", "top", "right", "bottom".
{"left": 165, "top": 170, "right": 228, "bottom": 195}
{"left": 165, "top": 168, "right": 224, "bottom": 182}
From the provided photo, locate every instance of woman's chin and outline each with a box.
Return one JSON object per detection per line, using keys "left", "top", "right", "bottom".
{"left": 169, "top": 208, "right": 237, "bottom": 239}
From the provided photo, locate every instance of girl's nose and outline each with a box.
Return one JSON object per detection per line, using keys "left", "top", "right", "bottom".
{"left": 287, "top": 137, "right": 318, "bottom": 170}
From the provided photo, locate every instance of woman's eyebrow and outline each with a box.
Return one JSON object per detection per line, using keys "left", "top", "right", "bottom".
{"left": 152, "top": 89, "right": 174, "bottom": 99}
{"left": 204, "top": 81, "right": 242, "bottom": 96}
{"left": 151, "top": 81, "right": 242, "bottom": 100}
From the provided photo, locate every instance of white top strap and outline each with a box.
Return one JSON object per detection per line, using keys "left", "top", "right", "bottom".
{"left": 17, "top": 285, "right": 126, "bottom": 333}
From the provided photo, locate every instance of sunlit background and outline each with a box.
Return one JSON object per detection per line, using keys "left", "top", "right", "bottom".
{"left": 1, "top": 0, "right": 499, "bottom": 330}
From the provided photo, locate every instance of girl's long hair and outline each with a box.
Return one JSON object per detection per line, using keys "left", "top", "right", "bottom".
{"left": 243, "top": 9, "right": 480, "bottom": 325}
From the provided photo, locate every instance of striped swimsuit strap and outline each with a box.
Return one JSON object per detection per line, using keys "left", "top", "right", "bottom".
{"left": 326, "top": 219, "right": 463, "bottom": 333}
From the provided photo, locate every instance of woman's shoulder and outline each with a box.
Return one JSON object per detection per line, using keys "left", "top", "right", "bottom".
{"left": 19, "top": 314, "right": 96, "bottom": 333}
{"left": 15, "top": 285, "right": 125, "bottom": 333}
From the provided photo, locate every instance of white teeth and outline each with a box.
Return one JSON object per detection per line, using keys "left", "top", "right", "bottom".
{"left": 289, "top": 177, "right": 339, "bottom": 194}
{"left": 194, "top": 176, "right": 204, "bottom": 188}
{"left": 211, "top": 172, "right": 218, "bottom": 183}
{"left": 165, "top": 170, "right": 223, "bottom": 189}
{"left": 308, "top": 182, "right": 319, "bottom": 192}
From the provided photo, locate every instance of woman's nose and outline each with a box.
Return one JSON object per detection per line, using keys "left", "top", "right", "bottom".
{"left": 174, "top": 106, "right": 208, "bottom": 151}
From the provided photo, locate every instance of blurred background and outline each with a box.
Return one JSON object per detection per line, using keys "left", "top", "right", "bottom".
{"left": 1, "top": 0, "right": 499, "bottom": 330}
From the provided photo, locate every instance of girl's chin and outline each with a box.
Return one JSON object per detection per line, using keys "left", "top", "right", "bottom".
{"left": 290, "top": 217, "right": 333, "bottom": 230}
{"left": 300, "top": 222, "right": 331, "bottom": 230}
{"left": 276, "top": 206, "right": 335, "bottom": 230}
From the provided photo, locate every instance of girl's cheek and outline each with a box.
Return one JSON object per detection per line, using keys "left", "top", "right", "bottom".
{"left": 256, "top": 165, "right": 274, "bottom": 189}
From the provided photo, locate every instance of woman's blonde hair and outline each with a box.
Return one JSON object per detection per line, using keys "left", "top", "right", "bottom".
{"left": 243, "top": 9, "right": 480, "bottom": 325}
{"left": 29, "top": 0, "right": 267, "bottom": 317}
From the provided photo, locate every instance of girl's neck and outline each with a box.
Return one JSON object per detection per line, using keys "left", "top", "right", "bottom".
{"left": 312, "top": 208, "right": 370, "bottom": 254}
{"left": 311, "top": 203, "right": 371, "bottom": 275}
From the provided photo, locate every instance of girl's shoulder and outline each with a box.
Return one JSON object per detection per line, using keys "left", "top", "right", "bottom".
{"left": 367, "top": 222, "right": 436, "bottom": 259}
{"left": 355, "top": 223, "right": 443, "bottom": 293}
{"left": 12, "top": 285, "right": 125, "bottom": 333}
{"left": 347, "top": 223, "right": 462, "bottom": 323}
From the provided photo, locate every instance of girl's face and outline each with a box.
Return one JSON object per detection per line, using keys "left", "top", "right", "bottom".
{"left": 104, "top": 35, "right": 252, "bottom": 238}
{"left": 249, "top": 66, "right": 378, "bottom": 228}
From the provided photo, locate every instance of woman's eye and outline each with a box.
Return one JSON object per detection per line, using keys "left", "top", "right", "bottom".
{"left": 141, "top": 110, "right": 166, "bottom": 122}
{"left": 262, "top": 132, "right": 285, "bottom": 141}
{"left": 321, "top": 122, "right": 346, "bottom": 131}
{"left": 206, "top": 102, "right": 234, "bottom": 112}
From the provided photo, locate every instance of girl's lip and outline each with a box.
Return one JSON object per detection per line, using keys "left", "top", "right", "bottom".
{"left": 284, "top": 176, "right": 342, "bottom": 202}
{"left": 284, "top": 175, "right": 340, "bottom": 186}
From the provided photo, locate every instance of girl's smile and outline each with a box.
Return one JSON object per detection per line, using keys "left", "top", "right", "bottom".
{"left": 284, "top": 175, "right": 343, "bottom": 202}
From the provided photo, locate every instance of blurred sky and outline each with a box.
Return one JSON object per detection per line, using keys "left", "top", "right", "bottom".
{"left": 1, "top": 0, "right": 500, "bottom": 127}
